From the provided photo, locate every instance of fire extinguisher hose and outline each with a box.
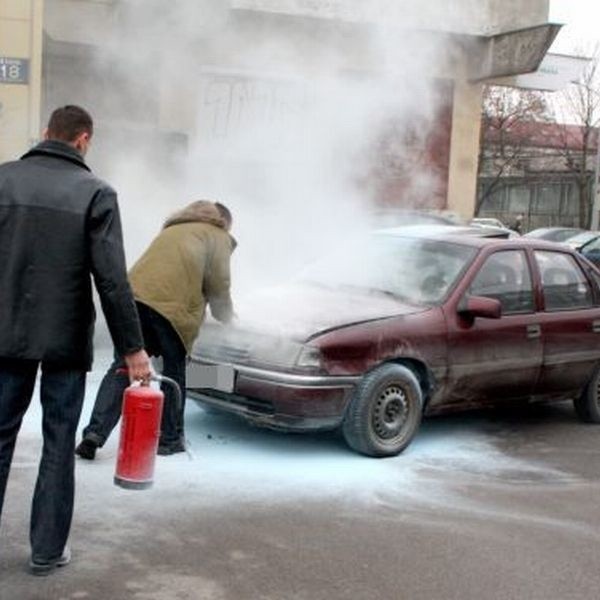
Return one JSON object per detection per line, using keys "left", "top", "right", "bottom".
{"left": 152, "top": 374, "right": 182, "bottom": 415}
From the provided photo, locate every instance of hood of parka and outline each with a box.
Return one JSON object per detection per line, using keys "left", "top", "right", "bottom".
{"left": 163, "top": 200, "right": 226, "bottom": 230}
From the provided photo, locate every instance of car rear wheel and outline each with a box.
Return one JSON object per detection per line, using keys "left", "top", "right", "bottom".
{"left": 342, "top": 364, "right": 423, "bottom": 457}
{"left": 574, "top": 366, "right": 600, "bottom": 423}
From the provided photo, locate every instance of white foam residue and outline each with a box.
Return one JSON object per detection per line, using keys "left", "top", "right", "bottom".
{"left": 14, "top": 350, "right": 583, "bottom": 527}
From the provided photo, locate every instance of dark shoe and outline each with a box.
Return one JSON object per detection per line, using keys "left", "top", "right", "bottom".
{"left": 29, "top": 547, "right": 71, "bottom": 576}
{"left": 75, "top": 438, "right": 98, "bottom": 460}
{"left": 157, "top": 440, "right": 186, "bottom": 456}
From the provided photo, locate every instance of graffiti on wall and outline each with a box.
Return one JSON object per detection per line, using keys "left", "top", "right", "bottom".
{"left": 193, "top": 72, "right": 453, "bottom": 209}
{"left": 197, "top": 74, "right": 309, "bottom": 141}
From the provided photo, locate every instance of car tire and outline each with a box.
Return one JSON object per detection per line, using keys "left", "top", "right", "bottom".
{"left": 342, "top": 363, "right": 423, "bottom": 457}
{"left": 574, "top": 366, "right": 600, "bottom": 423}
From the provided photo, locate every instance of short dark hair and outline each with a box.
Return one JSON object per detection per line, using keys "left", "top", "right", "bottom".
{"left": 215, "top": 202, "right": 232, "bottom": 227}
{"left": 46, "top": 105, "right": 94, "bottom": 142}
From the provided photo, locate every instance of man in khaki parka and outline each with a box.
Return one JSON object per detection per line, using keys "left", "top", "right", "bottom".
{"left": 76, "top": 200, "right": 234, "bottom": 457}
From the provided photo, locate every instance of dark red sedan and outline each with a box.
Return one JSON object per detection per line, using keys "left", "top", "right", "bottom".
{"left": 187, "top": 226, "right": 600, "bottom": 457}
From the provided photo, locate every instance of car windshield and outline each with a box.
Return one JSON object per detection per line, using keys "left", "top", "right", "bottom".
{"left": 299, "top": 234, "right": 477, "bottom": 305}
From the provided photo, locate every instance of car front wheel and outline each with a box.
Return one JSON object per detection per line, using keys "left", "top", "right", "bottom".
{"left": 342, "top": 363, "right": 423, "bottom": 457}
{"left": 574, "top": 366, "right": 600, "bottom": 423}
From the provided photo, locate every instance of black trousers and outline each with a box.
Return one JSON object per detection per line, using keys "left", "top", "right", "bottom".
{"left": 0, "top": 358, "right": 86, "bottom": 562}
{"left": 83, "top": 302, "right": 186, "bottom": 447}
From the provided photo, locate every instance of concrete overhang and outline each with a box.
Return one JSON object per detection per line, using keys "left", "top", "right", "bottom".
{"left": 470, "top": 23, "right": 562, "bottom": 81}
{"left": 41, "top": 0, "right": 559, "bottom": 83}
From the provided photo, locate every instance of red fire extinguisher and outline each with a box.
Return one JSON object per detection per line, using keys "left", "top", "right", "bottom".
{"left": 114, "top": 373, "right": 182, "bottom": 490}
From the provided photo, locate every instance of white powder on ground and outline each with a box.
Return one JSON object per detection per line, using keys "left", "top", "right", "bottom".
{"left": 11, "top": 349, "right": 582, "bottom": 521}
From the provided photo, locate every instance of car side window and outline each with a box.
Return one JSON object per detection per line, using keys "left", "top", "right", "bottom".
{"left": 468, "top": 250, "right": 534, "bottom": 314}
{"left": 535, "top": 251, "right": 593, "bottom": 311}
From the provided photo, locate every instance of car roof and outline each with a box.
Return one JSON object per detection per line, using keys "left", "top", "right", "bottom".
{"left": 377, "top": 224, "right": 508, "bottom": 242}
{"left": 371, "top": 209, "right": 463, "bottom": 226}
{"left": 375, "top": 225, "right": 577, "bottom": 250}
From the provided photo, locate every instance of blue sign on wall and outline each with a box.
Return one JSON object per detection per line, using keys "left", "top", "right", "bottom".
{"left": 0, "top": 57, "right": 29, "bottom": 84}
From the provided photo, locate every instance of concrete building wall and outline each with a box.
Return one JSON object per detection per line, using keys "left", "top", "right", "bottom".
{"left": 0, "top": 0, "right": 44, "bottom": 162}
{"left": 3, "top": 0, "right": 555, "bottom": 219}
{"left": 232, "top": 0, "right": 551, "bottom": 37}
{"left": 43, "top": 0, "right": 115, "bottom": 46}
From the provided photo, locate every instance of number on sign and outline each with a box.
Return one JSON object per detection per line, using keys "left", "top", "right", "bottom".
{"left": 0, "top": 58, "right": 28, "bottom": 84}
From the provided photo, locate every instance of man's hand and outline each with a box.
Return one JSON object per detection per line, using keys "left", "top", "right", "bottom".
{"left": 124, "top": 349, "right": 152, "bottom": 383}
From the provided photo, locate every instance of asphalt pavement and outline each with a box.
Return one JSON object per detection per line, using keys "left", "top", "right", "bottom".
{"left": 1, "top": 351, "right": 599, "bottom": 600}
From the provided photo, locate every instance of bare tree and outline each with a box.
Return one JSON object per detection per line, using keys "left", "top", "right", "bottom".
{"left": 555, "top": 47, "right": 600, "bottom": 229}
{"left": 476, "top": 85, "right": 550, "bottom": 215}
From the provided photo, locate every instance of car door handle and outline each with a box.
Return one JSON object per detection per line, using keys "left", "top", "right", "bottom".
{"left": 526, "top": 324, "right": 541, "bottom": 339}
{"left": 593, "top": 320, "right": 600, "bottom": 333}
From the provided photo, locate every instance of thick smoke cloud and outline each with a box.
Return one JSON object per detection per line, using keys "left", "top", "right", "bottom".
{"left": 86, "top": 0, "right": 453, "bottom": 296}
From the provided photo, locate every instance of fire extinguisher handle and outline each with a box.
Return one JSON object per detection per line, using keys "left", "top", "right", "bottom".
{"left": 116, "top": 370, "right": 182, "bottom": 413}
{"left": 116, "top": 367, "right": 149, "bottom": 384}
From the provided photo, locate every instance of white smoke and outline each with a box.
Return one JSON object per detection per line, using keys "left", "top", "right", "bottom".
{"left": 73, "top": 1, "right": 453, "bottom": 297}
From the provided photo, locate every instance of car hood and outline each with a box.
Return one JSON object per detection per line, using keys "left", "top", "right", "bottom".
{"left": 193, "top": 282, "right": 426, "bottom": 365}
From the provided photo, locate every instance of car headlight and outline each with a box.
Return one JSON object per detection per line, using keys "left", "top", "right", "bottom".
{"left": 296, "top": 345, "right": 322, "bottom": 369}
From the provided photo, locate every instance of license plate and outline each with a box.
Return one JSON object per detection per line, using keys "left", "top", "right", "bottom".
{"left": 186, "top": 363, "right": 235, "bottom": 393}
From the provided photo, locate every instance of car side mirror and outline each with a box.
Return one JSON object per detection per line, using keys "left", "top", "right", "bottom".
{"left": 458, "top": 295, "right": 502, "bottom": 319}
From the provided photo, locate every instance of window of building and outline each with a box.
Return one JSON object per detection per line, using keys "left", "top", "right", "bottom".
{"left": 479, "top": 183, "right": 506, "bottom": 212}
{"left": 560, "top": 183, "right": 581, "bottom": 217}
{"left": 508, "top": 185, "right": 530, "bottom": 215}
{"left": 533, "top": 184, "right": 561, "bottom": 215}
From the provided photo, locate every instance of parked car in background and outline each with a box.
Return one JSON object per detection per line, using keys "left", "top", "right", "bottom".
{"left": 578, "top": 235, "right": 600, "bottom": 269}
{"left": 563, "top": 230, "right": 600, "bottom": 250}
{"left": 525, "top": 227, "right": 585, "bottom": 243}
{"left": 187, "top": 226, "right": 600, "bottom": 457}
{"left": 470, "top": 217, "right": 508, "bottom": 229}
{"left": 371, "top": 209, "right": 462, "bottom": 228}
{"left": 388, "top": 224, "right": 513, "bottom": 239}
{"left": 470, "top": 217, "right": 520, "bottom": 238}
{"left": 555, "top": 231, "right": 600, "bottom": 269}
{"left": 562, "top": 230, "right": 600, "bottom": 250}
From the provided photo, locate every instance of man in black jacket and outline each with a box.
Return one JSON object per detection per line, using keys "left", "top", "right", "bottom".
{"left": 0, "top": 105, "right": 151, "bottom": 575}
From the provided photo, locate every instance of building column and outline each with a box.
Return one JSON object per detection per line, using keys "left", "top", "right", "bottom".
{"left": 446, "top": 79, "right": 484, "bottom": 220}
{"left": 0, "top": 0, "right": 44, "bottom": 163}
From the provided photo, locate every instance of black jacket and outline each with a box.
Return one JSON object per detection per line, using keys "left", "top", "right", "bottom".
{"left": 0, "top": 140, "right": 143, "bottom": 369}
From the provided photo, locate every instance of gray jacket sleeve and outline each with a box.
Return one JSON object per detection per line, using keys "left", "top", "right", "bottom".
{"left": 87, "top": 186, "right": 144, "bottom": 355}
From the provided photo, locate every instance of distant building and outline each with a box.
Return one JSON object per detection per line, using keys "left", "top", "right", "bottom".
{"left": 478, "top": 119, "right": 599, "bottom": 231}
